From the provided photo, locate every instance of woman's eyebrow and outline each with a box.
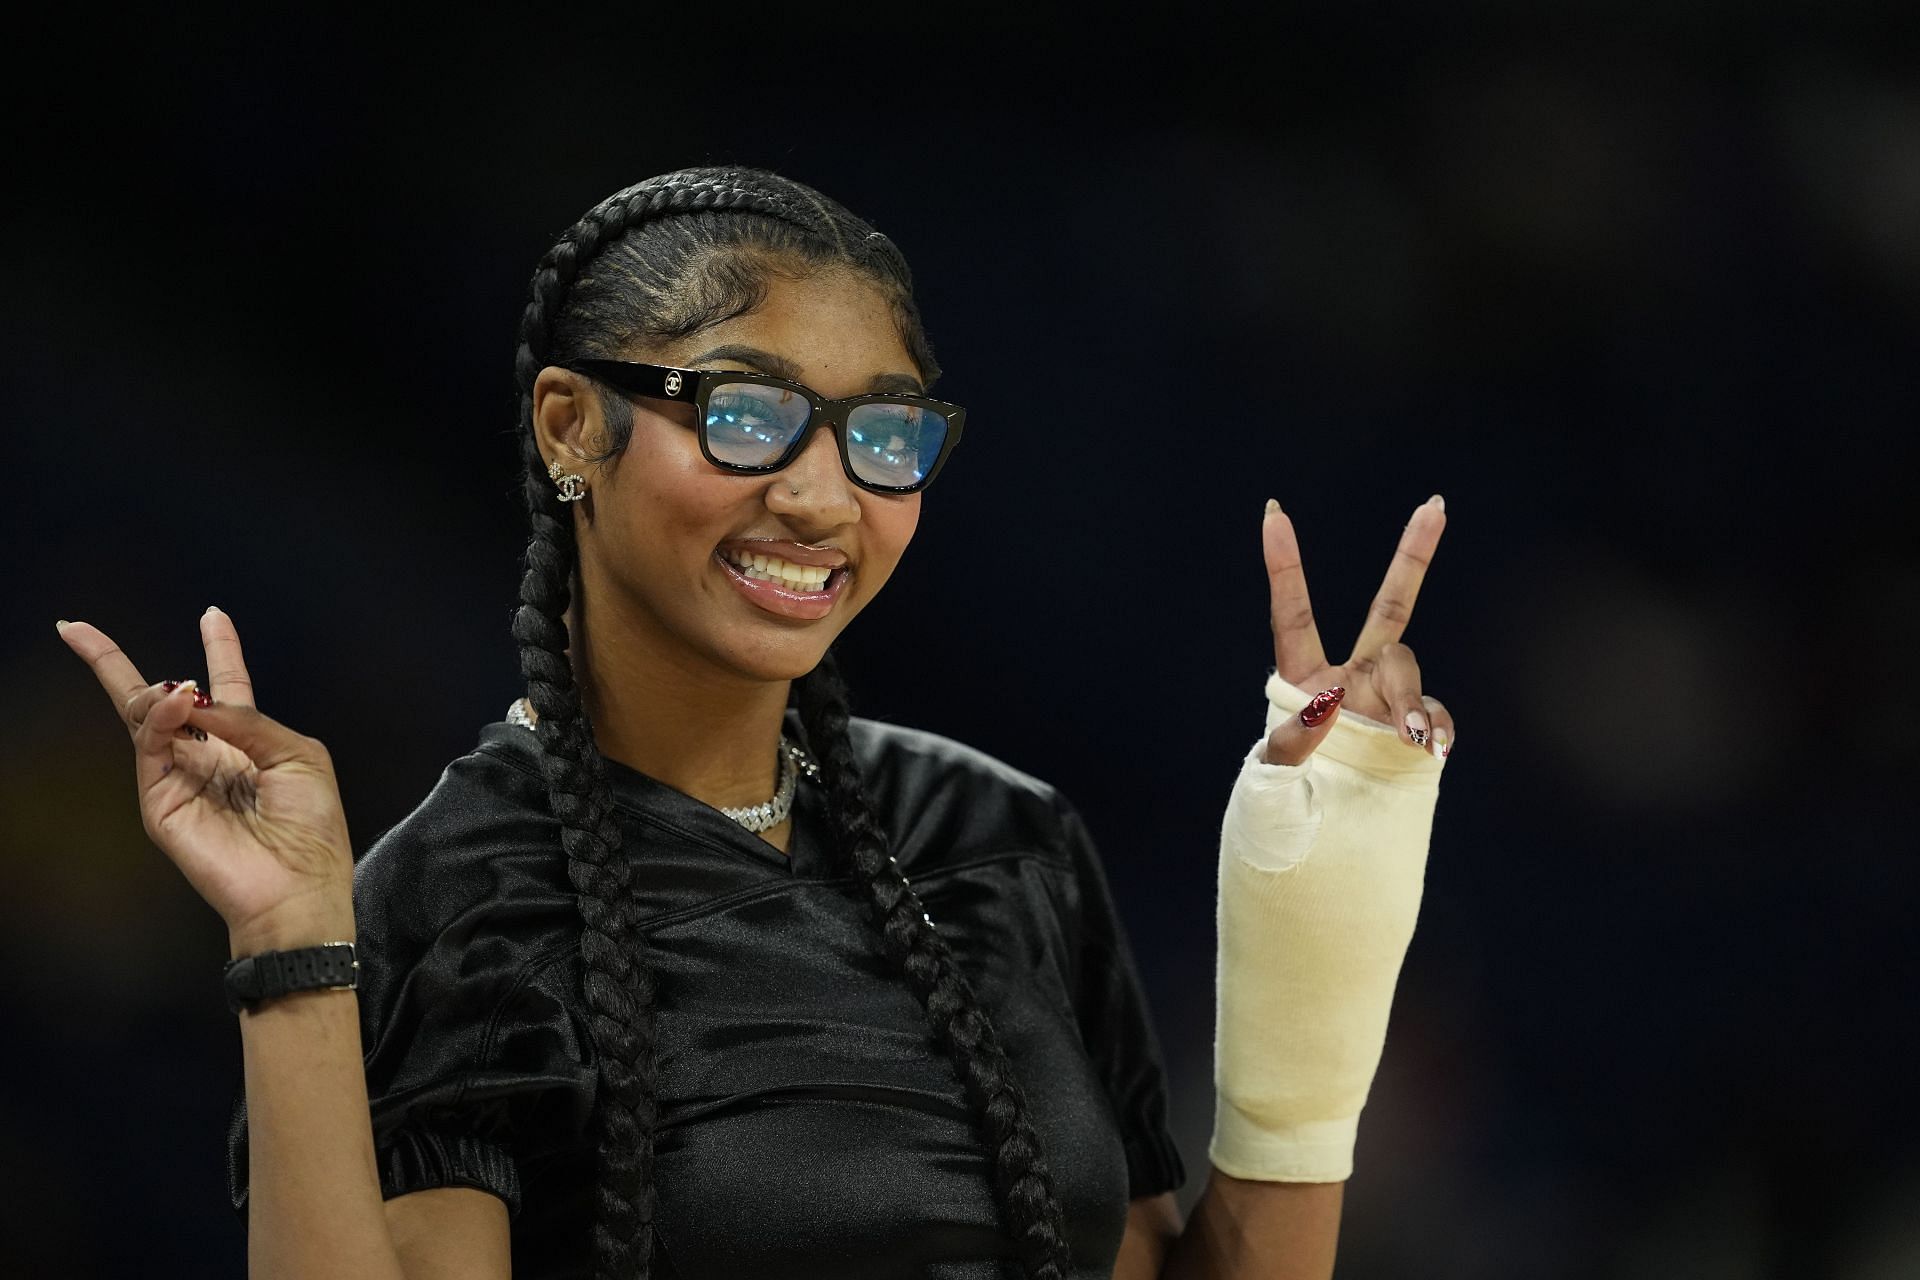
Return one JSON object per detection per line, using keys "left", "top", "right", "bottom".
{"left": 685, "top": 343, "right": 924, "bottom": 396}
{"left": 866, "top": 372, "right": 926, "bottom": 395}
{"left": 684, "top": 343, "right": 804, "bottom": 380}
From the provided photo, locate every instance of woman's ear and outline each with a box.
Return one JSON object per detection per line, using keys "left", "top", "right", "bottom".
{"left": 531, "top": 366, "right": 599, "bottom": 473}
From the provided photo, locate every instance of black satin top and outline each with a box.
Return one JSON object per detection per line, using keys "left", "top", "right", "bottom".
{"left": 228, "top": 713, "right": 1185, "bottom": 1277}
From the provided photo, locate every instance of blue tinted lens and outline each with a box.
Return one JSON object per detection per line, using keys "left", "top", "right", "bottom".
{"left": 845, "top": 402, "right": 948, "bottom": 488}
{"left": 704, "top": 382, "right": 810, "bottom": 467}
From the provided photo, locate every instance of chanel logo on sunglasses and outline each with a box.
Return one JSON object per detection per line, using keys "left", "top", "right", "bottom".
{"left": 663, "top": 371, "right": 683, "bottom": 395}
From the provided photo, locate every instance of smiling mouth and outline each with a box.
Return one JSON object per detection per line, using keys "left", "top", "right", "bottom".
{"left": 718, "top": 546, "right": 846, "bottom": 594}
{"left": 721, "top": 548, "right": 833, "bottom": 594}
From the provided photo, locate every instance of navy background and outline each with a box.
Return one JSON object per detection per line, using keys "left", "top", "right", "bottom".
{"left": 4, "top": 6, "right": 1915, "bottom": 1277}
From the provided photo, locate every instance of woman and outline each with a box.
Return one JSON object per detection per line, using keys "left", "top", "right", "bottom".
{"left": 56, "top": 167, "right": 1452, "bottom": 1279}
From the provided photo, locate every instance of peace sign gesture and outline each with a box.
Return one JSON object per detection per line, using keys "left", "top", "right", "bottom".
{"left": 56, "top": 608, "right": 356, "bottom": 953}
{"left": 1261, "top": 495, "right": 1454, "bottom": 766}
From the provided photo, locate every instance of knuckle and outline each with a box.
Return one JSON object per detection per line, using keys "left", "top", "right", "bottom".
{"left": 1369, "top": 597, "right": 1412, "bottom": 625}
{"left": 1272, "top": 602, "right": 1316, "bottom": 633}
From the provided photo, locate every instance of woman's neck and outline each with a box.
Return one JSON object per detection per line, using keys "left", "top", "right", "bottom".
{"left": 564, "top": 591, "right": 794, "bottom": 820}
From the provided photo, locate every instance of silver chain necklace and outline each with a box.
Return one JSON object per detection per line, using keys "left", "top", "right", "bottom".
{"left": 506, "top": 698, "right": 818, "bottom": 832}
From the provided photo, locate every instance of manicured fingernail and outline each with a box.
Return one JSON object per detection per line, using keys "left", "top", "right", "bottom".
{"left": 159, "top": 679, "right": 210, "bottom": 706}
{"left": 1404, "top": 709, "right": 1430, "bottom": 748}
{"left": 1264, "top": 497, "right": 1280, "bottom": 515}
{"left": 1427, "top": 494, "right": 1445, "bottom": 511}
{"left": 1430, "top": 727, "right": 1450, "bottom": 759}
{"left": 55, "top": 619, "right": 70, "bottom": 632}
{"left": 204, "top": 605, "right": 223, "bottom": 617}
{"left": 1299, "top": 686, "right": 1346, "bottom": 727}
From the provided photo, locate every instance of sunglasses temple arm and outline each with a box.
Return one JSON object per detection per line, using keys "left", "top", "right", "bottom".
{"left": 583, "top": 362, "right": 702, "bottom": 403}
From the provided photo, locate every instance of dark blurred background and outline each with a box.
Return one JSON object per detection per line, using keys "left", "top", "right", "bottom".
{"left": 5, "top": 5, "right": 1916, "bottom": 1277}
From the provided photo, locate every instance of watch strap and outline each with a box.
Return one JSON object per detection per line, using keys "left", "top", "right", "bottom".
{"left": 224, "top": 942, "right": 358, "bottom": 1014}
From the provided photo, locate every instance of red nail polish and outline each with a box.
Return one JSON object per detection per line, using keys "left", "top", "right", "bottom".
{"left": 1299, "top": 686, "right": 1346, "bottom": 727}
{"left": 160, "top": 679, "right": 211, "bottom": 706}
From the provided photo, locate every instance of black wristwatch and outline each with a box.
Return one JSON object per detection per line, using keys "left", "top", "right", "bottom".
{"left": 223, "top": 943, "right": 359, "bottom": 1014}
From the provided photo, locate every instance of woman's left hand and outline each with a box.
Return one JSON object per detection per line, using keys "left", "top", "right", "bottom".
{"left": 1259, "top": 494, "right": 1453, "bottom": 766}
{"left": 1206, "top": 494, "right": 1455, "bottom": 1193}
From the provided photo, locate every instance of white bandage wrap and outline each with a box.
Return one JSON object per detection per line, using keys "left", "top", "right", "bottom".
{"left": 1209, "top": 674, "right": 1446, "bottom": 1182}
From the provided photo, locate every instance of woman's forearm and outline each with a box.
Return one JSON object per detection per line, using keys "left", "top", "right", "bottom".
{"left": 1159, "top": 1170, "right": 1343, "bottom": 1280}
{"left": 233, "top": 912, "right": 407, "bottom": 1280}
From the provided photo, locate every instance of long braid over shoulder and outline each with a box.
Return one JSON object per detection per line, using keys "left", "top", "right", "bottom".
{"left": 511, "top": 166, "right": 1069, "bottom": 1279}
{"left": 796, "top": 654, "right": 1075, "bottom": 1279}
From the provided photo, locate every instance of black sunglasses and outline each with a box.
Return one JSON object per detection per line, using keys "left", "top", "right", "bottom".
{"left": 568, "top": 359, "right": 966, "bottom": 495}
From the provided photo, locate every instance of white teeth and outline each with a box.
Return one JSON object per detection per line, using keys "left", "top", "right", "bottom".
{"left": 725, "top": 549, "right": 838, "bottom": 593}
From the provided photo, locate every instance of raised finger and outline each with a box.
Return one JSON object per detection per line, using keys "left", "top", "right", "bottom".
{"left": 56, "top": 620, "right": 153, "bottom": 732}
{"left": 199, "top": 606, "right": 257, "bottom": 708}
{"left": 1263, "top": 499, "right": 1328, "bottom": 681}
{"left": 1422, "top": 694, "right": 1455, "bottom": 761}
{"left": 1349, "top": 495, "right": 1447, "bottom": 662}
{"left": 1366, "top": 642, "right": 1431, "bottom": 751}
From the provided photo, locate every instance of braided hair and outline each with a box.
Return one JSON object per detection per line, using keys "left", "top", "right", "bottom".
{"left": 510, "top": 167, "right": 1074, "bottom": 1280}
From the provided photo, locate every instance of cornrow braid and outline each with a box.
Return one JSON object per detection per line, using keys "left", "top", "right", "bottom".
{"left": 510, "top": 167, "right": 1071, "bottom": 1279}
{"left": 512, "top": 175, "right": 800, "bottom": 1280}
{"left": 796, "top": 653, "right": 1075, "bottom": 1279}
{"left": 512, "top": 416, "right": 656, "bottom": 1277}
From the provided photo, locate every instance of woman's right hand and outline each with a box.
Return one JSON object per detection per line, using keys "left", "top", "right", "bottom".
{"left": 58, "top": 607, "right": 356, "bottom": 954}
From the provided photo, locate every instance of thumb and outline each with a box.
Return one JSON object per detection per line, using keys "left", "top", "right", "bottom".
{"left": 183, "top": 701, "right": 331, "bottom": 773}
{"left": 1261, "top": 685, "right": 1346, "bottom": 766}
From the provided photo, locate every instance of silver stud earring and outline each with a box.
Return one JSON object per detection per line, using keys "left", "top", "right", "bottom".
{"left": 548, "top": 459, "right": 587, "bottom": 503}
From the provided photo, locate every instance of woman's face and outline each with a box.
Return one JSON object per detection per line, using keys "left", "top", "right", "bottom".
{"left": 533, "top": 268, "right": 927, "bottom": 686}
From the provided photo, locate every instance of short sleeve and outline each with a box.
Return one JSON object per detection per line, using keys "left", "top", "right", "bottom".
{"left": 1054, "top": 796, "right": 1188, "bottom": 1199}
{"left": 226, "top": 795, "right": 600, "bottom": 1221}
{"left": 226, "top": 932, "right": 596, "bottom": 1219}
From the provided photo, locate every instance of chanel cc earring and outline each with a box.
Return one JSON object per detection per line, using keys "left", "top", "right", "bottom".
{"left": 548, "top": 458, "right": 587, "bottom": 503}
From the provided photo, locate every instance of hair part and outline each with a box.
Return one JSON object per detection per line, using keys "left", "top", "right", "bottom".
{"left": 548, "top": 193, "right": 939, "bottom": 464}
{"left": 511, "top": 166, "right": 1069, "bottom": 1280}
